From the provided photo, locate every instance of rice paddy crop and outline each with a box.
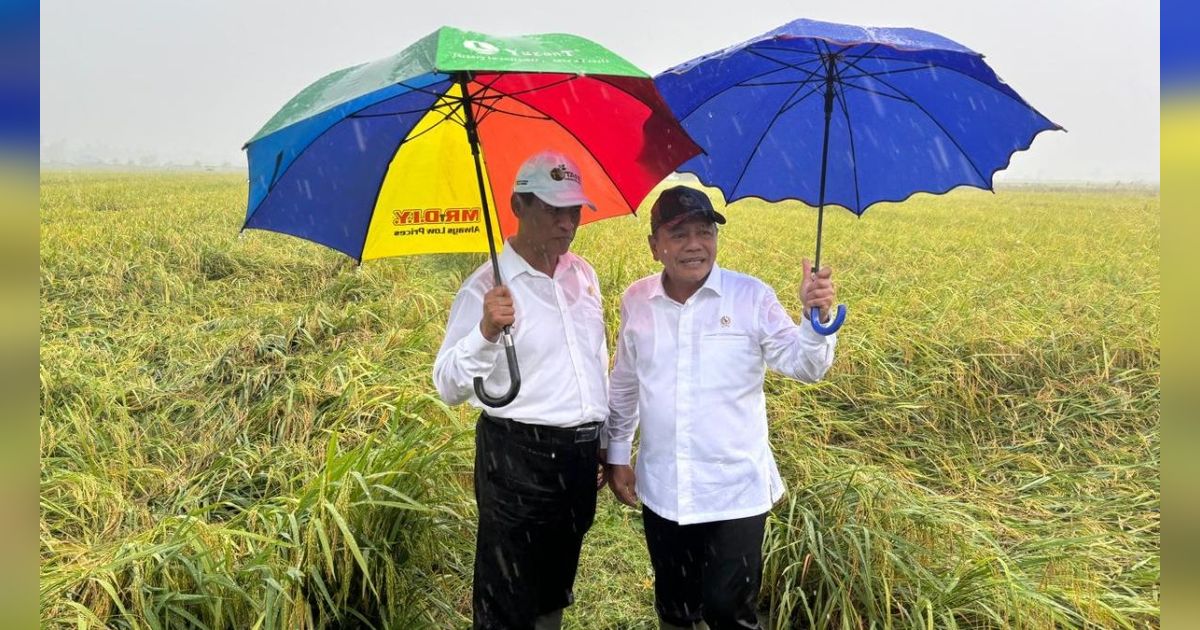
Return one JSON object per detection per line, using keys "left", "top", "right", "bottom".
{"left": 40, "top": 172, "right": 1158, "bottom": 628}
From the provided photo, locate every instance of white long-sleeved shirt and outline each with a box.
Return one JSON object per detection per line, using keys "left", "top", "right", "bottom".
{"left": 606, "top": 265, "right": 836, "bottom": 524}
{"left": 433, "top": 242, "right": 608, "bottom": 427}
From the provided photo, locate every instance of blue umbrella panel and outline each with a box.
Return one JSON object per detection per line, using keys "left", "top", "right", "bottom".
{"left": 656, "top": 19, "right": 1063, "bottom": 334}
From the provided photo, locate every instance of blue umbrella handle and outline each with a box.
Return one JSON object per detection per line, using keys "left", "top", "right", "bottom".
{"left": 473, "top": 328, "right": 522, "bottom": 408}
{"left": 810, "top": 304, "right": 847, "bottom": 336}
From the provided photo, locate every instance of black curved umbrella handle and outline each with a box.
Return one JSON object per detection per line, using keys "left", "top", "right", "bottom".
{"left": 809, "top": 304, "right": 847, "bottom": 336}
{"left": 473, "top": 328, "right": 521, "bottom": 408}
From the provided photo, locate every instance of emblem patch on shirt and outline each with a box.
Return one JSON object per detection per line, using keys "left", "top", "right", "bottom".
{"left": 720, "top": 315, "right": 732, "bottom": 328}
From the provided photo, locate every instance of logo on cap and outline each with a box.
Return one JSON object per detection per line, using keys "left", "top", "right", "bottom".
{"left": 549, "top": 164, "right": 581, "bottom": 184}
{"left": 678, "top": 190, "right": 702, "bottom": 210}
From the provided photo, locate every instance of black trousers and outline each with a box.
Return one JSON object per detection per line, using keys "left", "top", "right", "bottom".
{"left": 473, "top": 413, "right": 600, "bottom": 629}
{"left": 642, "top": 506, "right": 767, "bottom": 630}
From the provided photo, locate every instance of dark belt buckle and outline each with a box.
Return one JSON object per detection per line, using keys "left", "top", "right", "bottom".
{"left": 574, "top": 424, "right": 599, "bottom": 443}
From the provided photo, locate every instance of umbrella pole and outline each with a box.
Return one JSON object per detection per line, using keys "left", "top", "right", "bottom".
{"left": 459, "top": 73, "right": 522, "bottom": 407}
{"left": 810, "top": 56, "right": 847, "bottom": 335}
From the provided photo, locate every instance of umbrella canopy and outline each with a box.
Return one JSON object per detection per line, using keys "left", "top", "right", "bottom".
{"left": 655, "top": 18, "right": 1062, "bottom": 333}
{"left": 243, "top": 26, "right": 700, "bottom": 406}
{"left": 243, "top": 26, "right": 699, "bottom": 262}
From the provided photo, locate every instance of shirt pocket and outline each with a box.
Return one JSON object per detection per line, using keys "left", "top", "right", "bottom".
{"left": 572, "top": 292, "right": 607, "bottom": 356}
{"left": 698, "top": 332, "right": 760, "bottom": 389}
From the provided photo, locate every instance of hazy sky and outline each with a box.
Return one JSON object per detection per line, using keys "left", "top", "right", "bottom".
{"left": 41, "top": 0, "right": 1159, "bottom": 182}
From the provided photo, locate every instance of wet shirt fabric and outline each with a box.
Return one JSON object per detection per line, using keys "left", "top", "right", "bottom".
{"left": 606, "top": 265, "right": 836, "bottom": 525}
{"left": 433, "top": 241, "right": 609, "bottom": 427}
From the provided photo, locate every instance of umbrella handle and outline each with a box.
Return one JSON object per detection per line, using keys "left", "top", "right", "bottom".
{"left": 473, "top": 328, "right": 522, "bottom": 408}
{"left": 809, "top": 304, "right": 847, "bottom": 336}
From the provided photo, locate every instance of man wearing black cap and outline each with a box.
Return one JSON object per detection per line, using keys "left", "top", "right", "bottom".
{"left": 605, "top": 185, "right": 838, "bottom": 629}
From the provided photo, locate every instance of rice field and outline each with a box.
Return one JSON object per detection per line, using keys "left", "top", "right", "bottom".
{"left": 39, "top": 171, "right": 1159, "bottom": 628}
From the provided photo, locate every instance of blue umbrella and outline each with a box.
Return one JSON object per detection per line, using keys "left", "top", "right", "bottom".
{"left": 655, "top": 18, "right": 1062, "bottom": 334}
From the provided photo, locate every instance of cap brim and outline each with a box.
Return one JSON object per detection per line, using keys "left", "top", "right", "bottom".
{"left": 532, "top": 189, "right": 597, "bottom": 212}
{"left": 659, "top": 208, "right": 726, "bottom": 231}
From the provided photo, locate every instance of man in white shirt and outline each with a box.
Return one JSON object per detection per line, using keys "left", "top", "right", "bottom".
{"left": 433, "top": 151, "right": 609, "bottom": 630}
{"left": 605, "top": 186, "right": 837, "bottom": 629}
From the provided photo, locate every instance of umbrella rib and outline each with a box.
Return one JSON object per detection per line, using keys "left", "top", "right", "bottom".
{"left": 348, "top": 107, "right": 448, "bottom": 119}
{"left": 837, "top": 53, "right": 991, "bottom": 186}
{"left": 752, "top": 42, "right": 859, "bottom": 58}
{"left": 761, "top": 45, "right": 1059, "bottom": 125}
{"left": 672, "top": 57, "right": 821, "bottom": 123}
{"left": 836, "top": 52, "right": 1059, "bottom": 120}
{"left": 839, "top": 64, "right": 936, "bottom": 82}
{"left": 356, "top": 96, "right": 468, "bottom": 259}
{"left": 348, "top": 91, "right": 466, "bottom": 120}
{"left": 835, "top": 79, "right": 911, "bottom": 103}
{"left": 777, "top": 82, "right": 825, "bottom": 116}
{"left": 840, "top": 43, "right": 882, "bottom": 62}
{"left": 739, "top": 49, "right": 828, "bottom": 115}
{"left": 475, "top": 100, "right": 553, "bottom": 124}
{"left": 746, "top": 48, "right": 828, "bottom": 82}
{"left": 246, "top": 76, "right": 455, "bottom": 226}
{"left": 467, "top": 75, "right": 574, "bottom": 124}
{"left": 736, "top": 78, "right": 821, "bottom": 88}
{"left": 728, "top": 78, "right": 811, "bottom": 199}
{"left": 830, "top": 59, "right": 863, "bottom": 212}
{"left": 472, "top": 75, "right": 579, "bottom": 101}
{"left": 478, "top": 89, "right": 636, "bottom": 211}
{"left": 395, "top": 79, "right": 459, "bottom": 99}
{"left": 390, "top": 100, "right": 467, "bottom": 148}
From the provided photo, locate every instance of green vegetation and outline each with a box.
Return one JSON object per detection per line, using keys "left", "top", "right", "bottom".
{"left": 41, "top": 172, "right": 1158, "bottom": 628}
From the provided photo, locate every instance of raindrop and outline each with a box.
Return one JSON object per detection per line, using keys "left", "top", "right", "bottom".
{"left": 931, "top": 136, "right": 950, "bottom": 170}
{"left": 352, "top": 119, "right": 368, "bottom": 153}
{"left": 864, "top": 78, "right": 886, "bottom": 117}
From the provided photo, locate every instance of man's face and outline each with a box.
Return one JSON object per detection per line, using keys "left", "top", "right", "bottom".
{"left": 649, "top": 215, "right": 719, "bottom": 286}
{"left": 513, "top": 193, "right": 582, "bottom": 260}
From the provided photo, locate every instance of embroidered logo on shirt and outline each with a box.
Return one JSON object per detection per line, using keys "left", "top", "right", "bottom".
{"left": 720, "top": 315, "right": 732, "bottom": 328}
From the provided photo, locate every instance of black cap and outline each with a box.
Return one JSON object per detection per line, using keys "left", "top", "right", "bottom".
{"left": 649, "top": 186, "right": 727, "bottom": 233}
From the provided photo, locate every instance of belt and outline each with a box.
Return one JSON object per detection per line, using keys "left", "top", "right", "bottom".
{"left": 481, "top": 412, "right": 601, "bottom": 444}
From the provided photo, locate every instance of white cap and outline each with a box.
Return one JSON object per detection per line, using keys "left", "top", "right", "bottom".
{"left": 513, "top": 151, "right": 595, "bottom": 210}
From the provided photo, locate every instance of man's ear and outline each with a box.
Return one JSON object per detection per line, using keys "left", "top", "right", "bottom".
{"left": 510, "top": 193, "right": 523, "bottom": 219}
{"left": 647, "top": 233, "right": 660, "bottom": 262}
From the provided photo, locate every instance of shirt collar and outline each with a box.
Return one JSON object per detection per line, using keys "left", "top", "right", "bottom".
{"left": 499, "top": 239, "right": 577, "bottom": 283}
{"left": 652, "top": 263, "right": 724, "bottom": 302}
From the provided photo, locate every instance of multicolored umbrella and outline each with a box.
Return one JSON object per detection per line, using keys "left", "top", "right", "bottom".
{"left": 656, "top": 18, "right": 1062, "bottom": 334}
{"left": 243, "top": 26, "right": 700, "bottom": 405}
